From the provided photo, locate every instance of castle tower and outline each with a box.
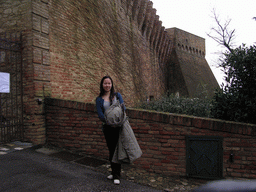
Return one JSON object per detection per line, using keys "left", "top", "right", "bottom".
{"left": 166, "top": 27, "right": 219, "bottom": 98}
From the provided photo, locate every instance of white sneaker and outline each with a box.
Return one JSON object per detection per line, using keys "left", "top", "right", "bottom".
{"left": 114, "top": 179, "right": 120, "bottom": 185}
{"left": 107, "top": 174, "right": 113, "bottom": 180}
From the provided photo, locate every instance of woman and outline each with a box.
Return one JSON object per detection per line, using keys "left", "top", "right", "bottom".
{"left": 96, "top": 75, "right": 124, "bottom": 185}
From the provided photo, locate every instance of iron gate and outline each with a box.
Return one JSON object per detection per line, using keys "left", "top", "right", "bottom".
{"left": 0, "top": 32, "right": 23, "bottom": 144}
{"left": 186, "top": 136, "right": 223, "bottom": 179}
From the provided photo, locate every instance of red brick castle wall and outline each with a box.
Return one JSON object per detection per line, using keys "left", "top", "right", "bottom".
{"left": 1, "top": 0, "right": 218, "bottom": 145}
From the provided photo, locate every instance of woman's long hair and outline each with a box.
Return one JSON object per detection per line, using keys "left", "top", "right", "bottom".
{"left": 99, "top": 75, "right": 116, "bottom": 102}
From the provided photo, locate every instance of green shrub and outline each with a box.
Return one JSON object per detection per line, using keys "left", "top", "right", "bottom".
{"left": 211, "top": 45, "right": 256, "bottom": 124}
{"left": 137, "top": 94, "right": 212, "bottom": 118}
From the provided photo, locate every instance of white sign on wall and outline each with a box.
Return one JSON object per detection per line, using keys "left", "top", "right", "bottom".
{"left": 0, "top": 72, "right": 10, "bottom": 93}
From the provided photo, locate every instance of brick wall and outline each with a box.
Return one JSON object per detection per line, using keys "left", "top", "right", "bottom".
{"left": 45, "top": 98, "right": 256, "bottom": 179}
{"left": 1, "top": 0, "right": 218, "bottom": 145}
{"left": 22, "top": 0, "right": 50, "bottom": 144}
{"left": 1, "top": 0, "right": 172, "bottom": 145}
{"left": 49, "top": 0, "right": 171, "bottom": 106}
{"left": 0, "top": 0, "right": 31, "bottom": 33}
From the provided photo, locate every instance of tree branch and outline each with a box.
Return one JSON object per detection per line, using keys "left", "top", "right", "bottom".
{"left": 207, "top": 9, "right": 235, "bottom": 53}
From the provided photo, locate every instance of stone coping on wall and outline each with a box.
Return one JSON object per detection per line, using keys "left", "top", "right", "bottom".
{"left": 44, "top": 98, "right": 256, "bottom": 136}
{"left": 126, "top": 108, "right": 256, "bottom": 136}
{"left": 44, "top": 98, "right": 96, "bottom": 112}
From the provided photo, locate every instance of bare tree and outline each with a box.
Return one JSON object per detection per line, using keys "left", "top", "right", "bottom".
{"left": 207, "top": 9, "right": 235, "bottom": 53}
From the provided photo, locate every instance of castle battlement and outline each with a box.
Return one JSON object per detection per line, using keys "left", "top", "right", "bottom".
{"left": 117, "top": 0, "right": 207, "bottom": 60}
{"left": 167, "top": 27, "right": 206, "bottom": 57}
{"left": 116, "top": 0, "right": 172, "bottom": 64}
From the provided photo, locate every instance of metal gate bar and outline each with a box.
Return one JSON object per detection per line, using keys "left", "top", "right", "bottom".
{"left": 0, "top": 32, "right": 23, "bottom": 144}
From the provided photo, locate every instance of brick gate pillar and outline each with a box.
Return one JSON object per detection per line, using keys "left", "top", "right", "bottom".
{"left": 23, "top": 0, "right": 50, "bottom": 145}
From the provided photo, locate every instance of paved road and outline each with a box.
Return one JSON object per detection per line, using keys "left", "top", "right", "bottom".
{"left": 0, "top": 147, "right": 162, "bottom": 192}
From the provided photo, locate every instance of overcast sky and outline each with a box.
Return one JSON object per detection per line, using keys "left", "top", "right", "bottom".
{"left": 150, "top": 0, "right": 256, "bottom": 85}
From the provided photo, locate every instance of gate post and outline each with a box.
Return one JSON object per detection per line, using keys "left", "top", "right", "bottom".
{"left": 22, "top": 0, "right": 50, "bottom": 145}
